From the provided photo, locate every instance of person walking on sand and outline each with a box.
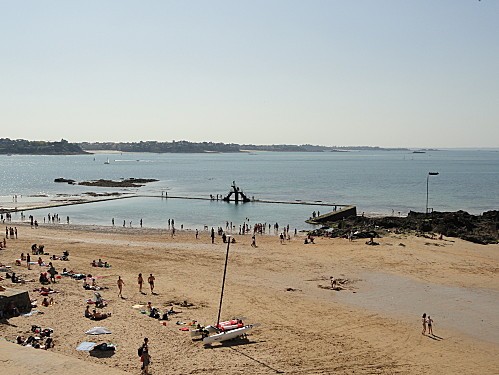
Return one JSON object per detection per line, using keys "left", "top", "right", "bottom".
{"left": 138, "top": 273, "right": 144, "bottom": 293}
{"left": 251, "top": 235, "right": 257, "bottom": 247}
{"left": 140, "top": 347, "right": 151, "bottom": 375}
{"left": 427, "top": 315, "right": 434, "bottom": 335}
{"left": 117, "top": 276, "right": 125, "bottom": 298}
{"left": 421, "top": 313, "right": 427, "bottom": 335}
{"left": 26, "top": 253, "right": 31, "bottom": 270}
{"left": 148, "top": 274, "right": 155, "bottom": 294}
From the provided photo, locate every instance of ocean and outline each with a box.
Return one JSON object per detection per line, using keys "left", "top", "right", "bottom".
{"left": 0, "top": 149, "right": 498, "bottom": 230}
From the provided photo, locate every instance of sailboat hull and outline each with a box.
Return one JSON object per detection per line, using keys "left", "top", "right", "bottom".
{"left": 202, "top": 324, "right": 258, "bottom": 345}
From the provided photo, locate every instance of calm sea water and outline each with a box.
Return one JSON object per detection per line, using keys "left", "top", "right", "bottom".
{"left": 0, "top": 150, "right": 498, "bottom": 230}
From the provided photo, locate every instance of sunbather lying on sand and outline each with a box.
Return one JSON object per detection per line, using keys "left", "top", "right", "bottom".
{"left": 91, "top": 309, "right": 111, "bottom": 320}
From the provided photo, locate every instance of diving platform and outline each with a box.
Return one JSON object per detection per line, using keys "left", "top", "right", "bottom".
{"left": 223, "top": 181, "right": 251, "bottom": 203}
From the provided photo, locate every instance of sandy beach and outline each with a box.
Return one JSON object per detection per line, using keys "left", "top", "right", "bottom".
{"left": 1, "top": 223, "right": 498, "bottom": 374}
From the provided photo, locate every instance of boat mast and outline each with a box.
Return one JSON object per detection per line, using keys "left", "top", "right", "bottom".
{"left": 216, "top": 238, "right": 231, "bottom": 328}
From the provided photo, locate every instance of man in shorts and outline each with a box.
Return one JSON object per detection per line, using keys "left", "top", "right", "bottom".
{"left": 148, "top": 274, "right": 155, "bottom": 294}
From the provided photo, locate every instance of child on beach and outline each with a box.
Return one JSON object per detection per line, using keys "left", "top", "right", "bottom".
{"left": 427, "top": 315, "right": 434, "bottom": 335}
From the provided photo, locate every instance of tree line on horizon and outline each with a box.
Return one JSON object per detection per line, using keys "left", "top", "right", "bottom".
{"left": 0, "top": 138, "right": 88, "bottom": 155}
{"left": 0, "top": 138, "right": 408, "bottom": 155}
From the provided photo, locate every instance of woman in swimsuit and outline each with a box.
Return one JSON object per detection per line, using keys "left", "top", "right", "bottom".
{"left": 422, "top": 313, "right": 427, "bottom": 335}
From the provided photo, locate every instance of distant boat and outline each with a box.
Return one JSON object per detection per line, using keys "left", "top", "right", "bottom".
{"left": 412, "top": 151, "right": 426, "bottom": 154}
{"left": 104, "top": 158, "right": 110, "bottom": 164}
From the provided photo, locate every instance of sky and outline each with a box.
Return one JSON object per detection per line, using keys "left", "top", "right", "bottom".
{"left": 1, "top": 1, "right": 498, "bottom": 148}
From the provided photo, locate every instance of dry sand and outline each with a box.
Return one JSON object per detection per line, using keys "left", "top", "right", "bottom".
{"left": 1, "top": 223, "right": 498, "bottom": 374}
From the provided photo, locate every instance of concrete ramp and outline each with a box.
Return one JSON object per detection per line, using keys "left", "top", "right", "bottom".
{"left": 306, "top": 205, "right": 357, "bottom": 224}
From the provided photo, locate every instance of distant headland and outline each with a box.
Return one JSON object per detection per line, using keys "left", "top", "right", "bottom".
{"left": 0, "top": 138, "right": 88, "bottom": 155}
{"left": 1, "top": 138, "right": 411, "bottom": 155}
{"left": 81, "top": 141, "right": 409, "bottom": 153}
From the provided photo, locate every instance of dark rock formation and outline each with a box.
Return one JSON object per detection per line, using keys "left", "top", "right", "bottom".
{"left": 54, "top": 178, "right": 76, "bottom": 184}
{"left": 78, "top": 178, "right": 158, "bottom": 188}
{"left": 311, "top": 210, "right": 499, "bottom": 245}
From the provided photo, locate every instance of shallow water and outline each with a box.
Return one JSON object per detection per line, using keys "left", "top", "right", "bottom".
{"left": 337, "top": 271, "right": 499, "bottom": 344}
{"left": 1, "top": 149, "right": 498, "bottom": 229}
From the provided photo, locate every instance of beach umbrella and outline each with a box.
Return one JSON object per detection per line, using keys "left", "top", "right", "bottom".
{"left": 85, "top": 326, "right": 111, "bottom": 335}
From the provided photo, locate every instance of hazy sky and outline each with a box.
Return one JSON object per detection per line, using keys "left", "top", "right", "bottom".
{"left": 1, "top": 1, "right": 498, "bottom": 148}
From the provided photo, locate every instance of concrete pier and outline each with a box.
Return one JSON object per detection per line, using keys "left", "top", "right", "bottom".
{"left": 305, "top": 205, "right": 357, "bottom": 224}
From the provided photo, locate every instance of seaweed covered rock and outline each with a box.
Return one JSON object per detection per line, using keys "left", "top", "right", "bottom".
{"left": 315, "top": 210, "right": 499, "bottom": 245}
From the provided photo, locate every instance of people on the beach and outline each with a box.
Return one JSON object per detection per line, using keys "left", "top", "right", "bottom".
{"left": 330, "top": 276, "right": 337, "bottom": 289}
{"left": 117, "top": 276, "right": 125, "bottom": 298}
{"left": 427, "top": 315, "right": 434, "bottom": 335}
{"left": 138, "top": 273, "right": 144, "bottom": 293}
{"left": 92, "top": 309, "right": 111, "bottom": 320}
{"left": 251, "top": 235, "right": 257, "bottom": 247}
{"left": 141, "top": 347, "right": 151, "bottom": 375}
{"left": 84, "top": 305, "right": 92, "bottom": 318}
{"left": 422, "top": 313, "right": 427, "bottom": 335}
{"left": 148, "top": 274, "right": 155, "bottom": 294}
{"left": 48, "top": 262, "right": 57, "bottom": 283}
{"left": 41, "top": 297, "right": 53, "bottom": 307}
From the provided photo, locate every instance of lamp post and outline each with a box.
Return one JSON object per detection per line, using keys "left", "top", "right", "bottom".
{"left": 426, "top": 172, "right": 439, "bottom": 215}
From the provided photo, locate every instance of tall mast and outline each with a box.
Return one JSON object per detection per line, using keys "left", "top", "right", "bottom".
{"left": 216, "top": 238, "right": 231, "bottom": 328}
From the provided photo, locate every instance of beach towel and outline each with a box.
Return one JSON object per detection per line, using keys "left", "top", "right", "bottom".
{"left": 76, "top": 341, "right": 96, "bottom": 351}
{"left": 85, "top": 327, "right": 112, "bottom": 335}
{"left": 21, "top": 310, "right": 41, "bottom": 317}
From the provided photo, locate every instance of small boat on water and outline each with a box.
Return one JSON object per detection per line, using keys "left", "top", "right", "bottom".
{"left": 104, "top": 158, "right": 110, "bottom": 164}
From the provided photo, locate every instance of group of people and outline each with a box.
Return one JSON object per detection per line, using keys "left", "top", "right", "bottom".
{"left": 16, "top": 326, "right": 54, "bottom": 350}
{"left": 5, "top": 226, "right": 17, "bottom": 239}
{"left": 91, "top": 259, "right": 110, "bottom": 268}
{"left": 136, "top": 273, "right": 156, "bottom": 295}
{"left": 31, "top": 243, "right": 45, "bottom": 255}
{"left": 84, "top": 304, "right": 111, "bottom": 320}
{"left": 1, "top": 212, "right": 14, "bottom": 222}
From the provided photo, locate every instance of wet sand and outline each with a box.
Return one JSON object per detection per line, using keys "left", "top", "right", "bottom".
{"left": 1, "top": 224, "right": 498, "bottom": 374}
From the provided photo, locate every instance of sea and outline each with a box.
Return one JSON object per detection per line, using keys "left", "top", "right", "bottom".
{"left": 0, "top": 149, "right": 498, "bottom": 231}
